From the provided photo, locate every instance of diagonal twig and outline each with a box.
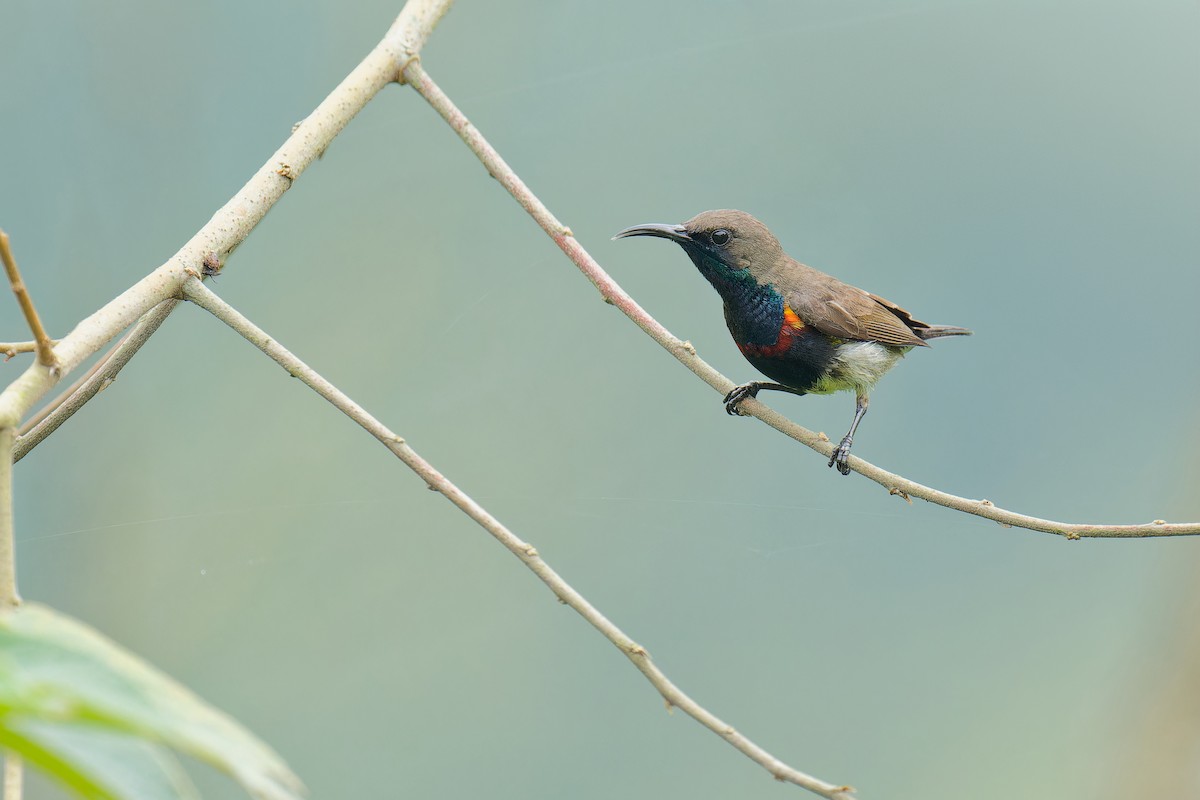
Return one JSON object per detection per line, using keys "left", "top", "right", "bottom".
{"left": 17, "top": 302, "right": 178, "bottom": 439}
{"left": 0, "top": 232, "right": 56, "bottom": 369}
{"left": 181, "top": 276, "right": 858, "bottom": 800}
{"left": 400, "top": 61, "right": 1198, "bottom": 541}
{"left": 14, "top": 300, "right": 179, "bottom": 463}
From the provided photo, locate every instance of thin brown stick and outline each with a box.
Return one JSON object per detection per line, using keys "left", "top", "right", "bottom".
{"left": 0, "top": 343, "right": 53, "bottom": 362}
{"left": 181, "top": 277, "right": 857, "bottom": 800}
{"left": 14, "top": 300, "right": 178, "bottom": 463}
{"left": 0, "top": 232, "right": 56, "bottom": 369}
{"left": 401, "top": 61, "right": 1198, "bottom": 541}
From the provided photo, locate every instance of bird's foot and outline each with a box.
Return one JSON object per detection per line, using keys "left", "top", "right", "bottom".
{"left": 828, "top": 436, "right": 853, "bottom": 475}
{"left": 723, "top": 383, "right": 760, "bottom": 416}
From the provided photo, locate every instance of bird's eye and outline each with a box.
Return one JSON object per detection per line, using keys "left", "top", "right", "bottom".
{"left": 711, "top": 229, "right": 731, "bottom": 246}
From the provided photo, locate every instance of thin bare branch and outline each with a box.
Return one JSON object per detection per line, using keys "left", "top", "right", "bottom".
{"left": 0, "top": 0, "right": 453, "bottom": 434}
{"left": 401, "top": 61, "right": 1198, "bottom": 541}
{"left": 181, "top": 277, "right": 857, "bottom": 800}
{"left": 0, "top": 232, "right": 56, "bottom": 369}
{"left": 14, "top": 300, "right": 178, "bottom": 463}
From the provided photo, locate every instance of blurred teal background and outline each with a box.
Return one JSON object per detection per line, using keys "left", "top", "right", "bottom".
{"left": 3, "top": 1, "right": 1199, "bottom": 797}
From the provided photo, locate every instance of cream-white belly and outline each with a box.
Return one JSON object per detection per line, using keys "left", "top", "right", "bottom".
{"left": 809, "top": 341, "right": 907, "bottom": 395}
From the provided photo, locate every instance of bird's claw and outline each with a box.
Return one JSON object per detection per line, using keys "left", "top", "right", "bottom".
{"left": 723, "top": 384, "right": 757, "bottom": 416}
{"left": 828, "top": 436, "right": 853, "bottom": 475}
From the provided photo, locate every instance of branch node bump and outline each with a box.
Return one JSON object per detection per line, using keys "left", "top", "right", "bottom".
{"left": 1065, "top": 531, "right": 1081, "bottom": 540}
{"left": 396, "top": 52, "right": 421, "bottom": 84}
{"left": 670, "top": 339, "right": 696, "bottom": 356}
{"left": 888, "top": 487, "right": 912, "bottom": 504}
{"left": 1154, "top": 519, "right": 1166, "bottom": 525}
{"left": 980, "top": 499, "right": 994, "bottom": 506}
{"left": 523, "top": 544, "right": 538, "bottom": 557}
{"left": 275, "top": 162, "right": 296, "bottom": 182}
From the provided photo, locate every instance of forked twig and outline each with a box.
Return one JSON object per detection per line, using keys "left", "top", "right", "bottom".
{"left": 400, "top": 61, "right": 1199, "bottom": 541}
{"left": 0, "top": 232, "right": 56, "bottom": 369}
{"left": 0, "top": 0, "right": 451, "bottom": 435}
{"left": 0, "top": 343, "right": 52, "bottom": 361}
{"left": 181, "top": 277, "right": 857, "bottom": 800}
{"left": 0, "top": 8, "right": 450, "bottom": 800}
{"left": 14, "top": 300, "right": 179, "bottom": 463}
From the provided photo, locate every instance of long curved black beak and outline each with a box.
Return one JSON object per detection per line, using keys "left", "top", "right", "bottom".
{"left": 612, "top": 223, "right": 690, "bottom": 243}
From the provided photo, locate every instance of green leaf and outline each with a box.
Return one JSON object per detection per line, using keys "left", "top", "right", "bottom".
{"left": 0, "top": 718, "right": 199, "bottom": 799}
{"left": 0, "top": 603, "right": 304, "bottom": 800}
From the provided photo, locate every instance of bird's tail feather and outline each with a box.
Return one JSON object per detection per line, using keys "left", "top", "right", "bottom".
{"left": 918, "top": 325, "right": 972, "bottom": 340}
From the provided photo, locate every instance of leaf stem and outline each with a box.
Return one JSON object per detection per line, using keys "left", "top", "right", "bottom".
{"left": 0, "top": 427, "right": 19, "bottom": 608}
{"left": 3, "top": 752, "right": 22, "bottom": 800}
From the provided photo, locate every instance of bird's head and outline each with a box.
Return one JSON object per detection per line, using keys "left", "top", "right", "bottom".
{"left": 614, "top": 209, "right": 782, "bottom": 286}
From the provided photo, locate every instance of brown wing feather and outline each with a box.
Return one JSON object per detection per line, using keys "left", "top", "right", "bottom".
{"left": 787, "top": 283, "right": 928, "bottom": 348}
{"left": 768, "top": 256, "right": 933, "bottom": 347}
{"left": 868, "top": 293, "right": 935, "bottom": 336}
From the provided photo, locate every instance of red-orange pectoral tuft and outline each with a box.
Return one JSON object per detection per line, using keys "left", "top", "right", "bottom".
{"left": 737, "top": 305, "right": 807, "bottom": 358}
